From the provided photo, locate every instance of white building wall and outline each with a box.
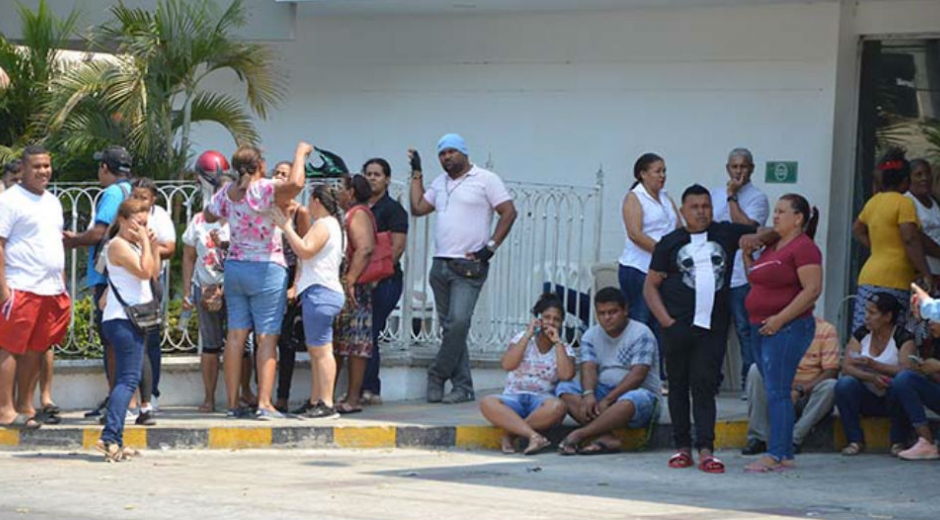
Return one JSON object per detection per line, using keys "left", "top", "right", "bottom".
{"left": 193, "top": 2, "right": 843, "bottom": 311}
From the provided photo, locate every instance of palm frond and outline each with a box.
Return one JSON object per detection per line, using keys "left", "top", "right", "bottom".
{"left": 175, "top": 91, "right": 259, "bottom": 145}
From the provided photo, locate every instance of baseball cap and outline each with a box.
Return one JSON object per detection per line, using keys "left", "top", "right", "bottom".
{"left": 93, "top": 146, "right": 133, "bottom": 175}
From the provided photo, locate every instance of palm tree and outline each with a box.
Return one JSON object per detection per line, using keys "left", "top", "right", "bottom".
{"left": 0, "top": 0, "right": 79, "bottom": 164}
{"left": 45, "top": 0, "right": 284, "bottom": 180}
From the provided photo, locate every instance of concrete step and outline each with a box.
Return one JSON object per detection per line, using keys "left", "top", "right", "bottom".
{"left": 2, "top": 394, "right": 928, "bottom": 454}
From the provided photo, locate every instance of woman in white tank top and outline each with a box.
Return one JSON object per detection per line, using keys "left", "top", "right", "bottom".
{"left": 906, "top": 160, "right": 940, "bottom": 279}
{"left": 96, "top": 199, "right": 160, "bottom": 461}
{"left": 619, "top": 153, "right": 680, "bottom": 327}
{"left": 275, "top": 184, "right": 346, "bottom": 419}
{"left": 835, "top": 292, "right": 917, "bottom": 457}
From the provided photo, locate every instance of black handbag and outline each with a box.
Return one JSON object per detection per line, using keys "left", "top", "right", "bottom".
{"left": 107, "top": 278, "right": 163, "bottom": 333}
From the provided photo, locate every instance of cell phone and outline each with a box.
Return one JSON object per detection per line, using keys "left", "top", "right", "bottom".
{"left": 534, "top": 314, "right": 542, "bottom": 336}
{"left": 909, "top": 354, "right": 925, "bottom": 365}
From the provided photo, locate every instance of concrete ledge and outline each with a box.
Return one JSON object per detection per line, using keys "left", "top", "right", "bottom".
{"left": 3, "top": 414, "right": 931, "bottom": 454}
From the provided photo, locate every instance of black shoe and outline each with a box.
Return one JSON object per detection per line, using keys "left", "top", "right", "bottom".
{"left": 136, "top": 410, "right": 156, "bottom": 426}
{"left": 427, "top": 377, "right": 445, "bottom": 403}
{"left": 84, "top": 397, "right": 109, "bottom": 418}
{"left": 441, "top": 390, "right": 475, "bottom": 404}
{"left": 302, "top": 401, "right": 340, "bottom": 420}
{"left": 793, "top": 443, "right": 803, "bottom": 455}
{"left": 741, "top": 439, "right": 766, "bottom": 456}
{"left": 290, "top": 401, "right": 314, "bottom": 415}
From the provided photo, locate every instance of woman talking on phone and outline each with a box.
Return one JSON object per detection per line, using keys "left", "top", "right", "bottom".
{"left": 479, "top": 293, "right": 575, "bottom": 455}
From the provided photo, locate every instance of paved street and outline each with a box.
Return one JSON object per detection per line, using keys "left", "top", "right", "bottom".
{"left": 0, "top": 448, "right": 936, "bottom": 520}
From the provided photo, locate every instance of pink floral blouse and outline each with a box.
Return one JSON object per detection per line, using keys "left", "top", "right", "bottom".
{"left": 208, "top": 178, "right": 285, "bottom": 266}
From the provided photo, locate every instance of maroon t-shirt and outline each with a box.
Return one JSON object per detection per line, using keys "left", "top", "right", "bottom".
{"left": 745, "top": 233, "right": 822, "bottom": 324}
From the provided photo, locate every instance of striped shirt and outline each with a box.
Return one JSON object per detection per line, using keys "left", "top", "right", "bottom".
{"left": 793, "top": 318, "right": 840, "bottom": 386}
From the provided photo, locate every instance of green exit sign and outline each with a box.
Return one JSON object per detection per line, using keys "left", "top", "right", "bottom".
{"left": 765, "top": 161, "right": 798, "bottom": 184}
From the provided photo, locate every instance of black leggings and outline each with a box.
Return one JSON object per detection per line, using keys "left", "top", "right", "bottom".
{"left": 662, "top": 321, "right": 726, "bottom": 452}
{"left": 276, "top": 266, "right": 305, "bottom": 402}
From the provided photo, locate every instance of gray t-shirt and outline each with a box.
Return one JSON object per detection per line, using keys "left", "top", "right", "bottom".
{"left": 581, "top": 320, "right": 661, "bottom": 395}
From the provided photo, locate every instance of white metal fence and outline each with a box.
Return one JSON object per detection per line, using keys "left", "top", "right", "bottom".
{"left": 51, "top": 171, "right": 604, "bottom": 358}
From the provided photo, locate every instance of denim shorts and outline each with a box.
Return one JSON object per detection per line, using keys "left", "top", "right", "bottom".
{"left": 497, "top": 392, "right": 551, "bottom": 418}
{"left": 555, "top": 380, "right": 659, "bottom": 428}
{"left": 223, "top": 260, "right": 288, "bottom": 335}
{"left": 301, "top": 284, "right": 345, "bottom": 347}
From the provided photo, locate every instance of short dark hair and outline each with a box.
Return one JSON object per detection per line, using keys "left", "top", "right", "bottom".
{"left": 681, "top": 183, "right": 711, "bottom": 203}
{"left": 594, "top": 287, "right": 626, "bottom": 308}
{"left": 532, "top": 292, "right": 565, "bottom": 320}
{"left": 878, "top": 146, "right": 910, "bottom": 190}
{"left": 4, "top": 159, "right": 22, "bottom": 174}
{"left": 132, "top": 177, "right": 158, "bottom": 197}
{"left": 21, "top": 145, "right": 49, "bottom": 161}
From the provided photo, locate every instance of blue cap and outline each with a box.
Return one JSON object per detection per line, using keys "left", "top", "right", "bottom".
{"left": 437, "top": 133, "right": 469, "bottom": 156}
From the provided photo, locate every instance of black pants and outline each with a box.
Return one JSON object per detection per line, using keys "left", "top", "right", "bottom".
{"left": 662, "top": 321, "right": 726, "bottom": 452}
{"left": 276, "top": 266, "right": 304, "bottom": 402}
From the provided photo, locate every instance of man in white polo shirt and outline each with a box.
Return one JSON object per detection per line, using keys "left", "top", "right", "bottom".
{"left": 409, "top": 134, "right": 517, "bottom": 404}
{"left": 709, "top": 148, "right": 769, "bottom": 394}
{"left": 0, "top": 146, "right": 71, "bottom": 430}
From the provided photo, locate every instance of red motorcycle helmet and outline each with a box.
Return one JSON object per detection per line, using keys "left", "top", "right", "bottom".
{"left": 194, "top": 150, "right": 231, "bottom": 187}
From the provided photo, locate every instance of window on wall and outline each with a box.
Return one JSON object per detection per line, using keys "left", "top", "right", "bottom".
{"left": 851, "top": 38, "right": 940, "bottom": 305}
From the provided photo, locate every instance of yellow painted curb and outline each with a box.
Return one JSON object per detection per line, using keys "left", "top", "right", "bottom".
{"left": 834, "top": 418, "right": 892, "bottom": 450}
{"left": 612, "top": 428, "right": 648, "bottom": 450}
{"left": 455, "top": 426, "right": 502, "bottom": 450}
{"left": 82, "top": 428, "right": 98, "bottom": 449}
{"left": 0, "top": 428, "right": 20, "bottom": 447}
{"left": 714, "top": 421, "right": 748, "bottom": 449}
{"left": 82, "top": 427, "right": 146, "bottom": 449}
{"left": 208, "top": 427, "right": 273, "bottom": 449}
{"left": 333, "top": 426, "right": 395, "bottom": 449}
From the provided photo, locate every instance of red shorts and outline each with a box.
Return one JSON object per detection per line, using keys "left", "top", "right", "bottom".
{"left": 0, "top": 290, "right": 71, "bottom": 355}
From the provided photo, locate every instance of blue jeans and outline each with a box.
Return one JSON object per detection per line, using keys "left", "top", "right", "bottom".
{"left": 364, "top": 272, "right": 403, "bottom": 396}
{"left": 891, "top": 370, "right": 940, "bottom": 429}
{"left": 835, "top": 375, "right": 909, "bottom": 444}
{"left": 100, "top": 319, "right": 145, "bottom": 446}
{"left": 751, "top": 316, "right": 814, "bottom": 460}
{"left": 145, "top": 328, "right": 161, "bottom": 399}
{"left": 428, "top": 259, "right": 487, "bottom": 394}
{"left": 728, "top": 284, "right": 755, "bottom": 385}
{"left": 497, "top": 393, "right": 549, "bottom": 419}
{"left": 618, "top": 264, "right": 663, "bottom": 378}
{"left": 556, "top": 381, "right": 659, "bottom": 428}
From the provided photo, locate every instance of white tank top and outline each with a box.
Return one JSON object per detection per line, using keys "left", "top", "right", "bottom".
{"left": 103, "top": 239, "right": 154, "bottom": 322}
{"left": 860, "top": 328, "right": 900, "bottom": 366}
{"left": 296, "top": 216, "right": 345, "bottom": 296}
{"left": 619, "top": 183, "right": 679, "bottom": 272}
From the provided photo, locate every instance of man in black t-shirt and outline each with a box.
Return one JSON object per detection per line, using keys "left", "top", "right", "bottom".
{"left": 363, "top": 158, "right": 409, "bottom": 404}
{"left": 644, "top": 184, "right": 774, "bottom": 473}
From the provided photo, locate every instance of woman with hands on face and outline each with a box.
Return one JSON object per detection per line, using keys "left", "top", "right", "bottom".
{"left": 742, "top": 194, "right": 823, "bottom": 472}
{"left": 95, "top": 199, "right": 160, "bottom": 461}
{"left": 835, "top": 291, "right": 916, "bottom": 458}
{"left": 479, "top": 293, "right": 576, "bottom": 455}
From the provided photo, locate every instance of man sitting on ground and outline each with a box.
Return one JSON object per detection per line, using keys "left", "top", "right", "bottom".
{"left": 556, "top": 287, "right": 662, "bottom": 455}
{"left": 742, "top": 316, "right": 840, "bottom": 455}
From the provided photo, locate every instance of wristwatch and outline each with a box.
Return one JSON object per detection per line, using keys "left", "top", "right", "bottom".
{"left": 581, "top": 389, "right": 594, "bottom": 397}
{"left": 727, "top": 195, "right": 738, "bottom": 203}
{"left": 486, "top": 239, "right": 497, "bottom": 252}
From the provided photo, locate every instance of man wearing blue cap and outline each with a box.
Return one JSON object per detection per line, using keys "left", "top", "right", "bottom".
{"left": 409, "top": 134, "right": 517, "bottom": 403}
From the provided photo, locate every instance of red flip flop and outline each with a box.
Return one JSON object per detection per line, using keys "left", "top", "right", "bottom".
{"left": 698, "top": 455, "right": 725, "bottom": 474}
{"left": 668, "top": 451, "right": 694, "bottom": 469}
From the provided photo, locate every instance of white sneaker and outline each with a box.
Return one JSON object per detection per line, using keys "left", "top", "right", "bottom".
{"left": 125, "top": 409, "right": 140, "bottom": 424}
{"left": 898, "top": 437, "right": 940, "bottom": 461}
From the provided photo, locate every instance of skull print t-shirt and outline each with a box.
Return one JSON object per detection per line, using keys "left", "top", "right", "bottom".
{"left": 649, "top": 222, "right": 755, "bottom": 330}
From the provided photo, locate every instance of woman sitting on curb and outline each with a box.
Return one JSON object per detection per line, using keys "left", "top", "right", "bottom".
{"left": 480, "top": 293, "right": 576, "bottom": 455}
{"left": 835, "top": 291, "right": 916, "bottom": 456}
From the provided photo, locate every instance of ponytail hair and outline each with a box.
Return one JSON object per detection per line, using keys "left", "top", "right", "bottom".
{"left": 878, "top": 146, "right": 911, "bottom": 191}
{"left": 231, "top": 145, "right": 264, "bottom": 179}
{"left": 341, "top": 173, "right": 372, "bottom": 205}
{"left": 631, "top": 152, "right": 664, "bottom": 190}
{"left": 781, "top": 193, "right": 819, "bottom": 240}
{"left": 532, "top": 292, "right": 565, "bottom": 320}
